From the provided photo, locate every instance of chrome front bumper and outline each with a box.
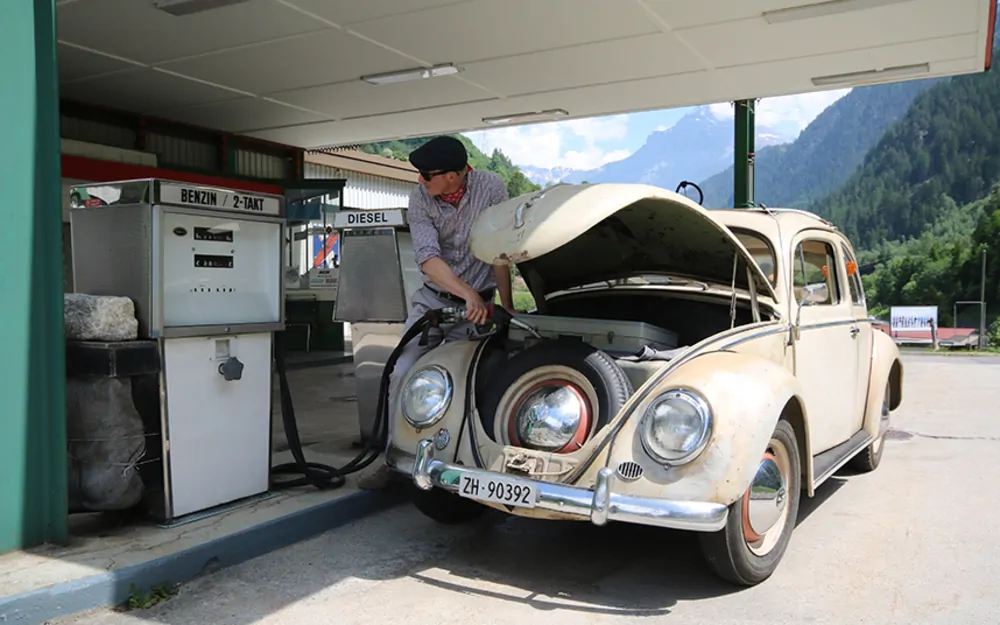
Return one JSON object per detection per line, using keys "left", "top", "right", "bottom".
{"left": 386, "top": 440, "right": 729, "bottom": 533}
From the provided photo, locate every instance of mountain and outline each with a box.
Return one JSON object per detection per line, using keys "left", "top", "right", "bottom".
{"left": 356, "top": 134, "right": 541, "bottom": 197}
{"left": 524, "top": 106, "right": 795, "bottom": 189}
{"left": 520, "top": 165, "right": 577, "bottom": 186}
{"left": 812, "top": 64, "right": 1000, "bottom": 250}
{"left": 699, "top": 78, "right": 940, "bottom": 208}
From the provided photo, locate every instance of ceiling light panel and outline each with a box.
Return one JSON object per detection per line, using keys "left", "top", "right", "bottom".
{"left": 762, "top": 0, "right": 916, "bottom": 24}
{"left": 811, "top": 62, "right": 930, "bottom": 85}
{"left": 361, "top": 64, "right": 461, "bottom": 85}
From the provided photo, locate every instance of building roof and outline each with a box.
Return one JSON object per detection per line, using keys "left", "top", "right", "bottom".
{"left": 56, "top": 0, "right": 997, "bottom": 149}
{"left": 305, "top": 149, "right": 418, "bottom": 184}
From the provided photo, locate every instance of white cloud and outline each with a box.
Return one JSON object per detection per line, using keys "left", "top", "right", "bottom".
{"left": 466, "top": 114, "right": 632, "bottom": 171}
{"left": 708, "top": 89, "right": 850, "bottom": 132}
{"left": 561, "top": 148, "right": 632, "bottom": 171}
{"left": 709, "top": 102, "right": 734, "bottom": 120}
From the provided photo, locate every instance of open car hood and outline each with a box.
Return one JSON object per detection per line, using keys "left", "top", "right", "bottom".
{"left": 469, "top": 183, "right": 777, "bottom": 300}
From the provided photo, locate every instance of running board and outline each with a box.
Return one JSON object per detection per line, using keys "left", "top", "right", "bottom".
{"left": 812, "top": 430, "right": 874, "bottom": 490}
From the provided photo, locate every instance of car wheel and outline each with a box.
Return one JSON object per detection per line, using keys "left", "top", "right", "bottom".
{"left": 478, "top": 340, "right": 633, "bottom": 450}
{"left": 409, "top": 485, "right": 486, "bottom": 525}
{"left": 698, "top": 419, "right": 801, "bottom": 586}
{"left": 848, "top": 380, "right": 890, "bottom": 473}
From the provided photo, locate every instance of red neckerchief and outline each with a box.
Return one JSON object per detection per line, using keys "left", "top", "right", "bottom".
{"left": 440, "top": 184, "right": 466, "bottom": 206}
{"left": 439, "top": 167, "right": 470, "bottom": 206}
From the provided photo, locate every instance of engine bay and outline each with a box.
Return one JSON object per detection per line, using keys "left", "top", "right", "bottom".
{"left": 473, "top": 289, "right": 770, "bottom": 460}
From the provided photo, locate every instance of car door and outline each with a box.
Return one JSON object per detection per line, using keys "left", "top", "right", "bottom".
{"left": 841, "top": 242, "right": 873, "bottom": 434}
{"left": 790, "top": 234, "right": 861, "bottom": 454}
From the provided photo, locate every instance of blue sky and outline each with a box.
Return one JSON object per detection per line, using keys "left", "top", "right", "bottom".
{"left": 466, "top": 88, "right": 850, "bottom": 172}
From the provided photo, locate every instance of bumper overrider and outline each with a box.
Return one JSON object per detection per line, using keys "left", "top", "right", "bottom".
{"left": 386, "top": 440, "right": 729, "bottom": 532}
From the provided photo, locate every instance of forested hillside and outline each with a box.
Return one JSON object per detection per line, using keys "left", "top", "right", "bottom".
{"left": 858, "top": 187, "right": 999, "bottom": 329}
{"left": 699, "top": 78, "right": 938, "bottom": 208}
{"left": 812, "top": 66, "right": 1000, "bottom": 251}
{"left": 359, "top": 134, "right": 541, "bottom": 198}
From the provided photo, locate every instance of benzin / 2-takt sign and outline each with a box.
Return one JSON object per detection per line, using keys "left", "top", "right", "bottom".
{"left": 159, "top": 182, "right": 281, "bottom": 216}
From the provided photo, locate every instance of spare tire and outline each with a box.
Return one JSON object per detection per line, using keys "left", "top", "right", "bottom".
{"left": 478, "top": 340, "right": 634, "bottom": 453}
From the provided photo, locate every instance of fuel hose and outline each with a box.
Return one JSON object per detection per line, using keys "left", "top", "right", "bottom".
{"left": 270, "top": 309, "right": 448, "bottom": 490}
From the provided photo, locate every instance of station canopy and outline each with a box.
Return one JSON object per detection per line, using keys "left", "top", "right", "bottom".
{"left": 56, "top": 0, "right": 996, "bottom": 149}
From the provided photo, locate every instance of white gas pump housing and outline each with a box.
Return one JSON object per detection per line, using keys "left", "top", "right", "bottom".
{"left": 332, "top": 208, "right": 422, "bottom": 444}
{"left": 69, "top": 178, "right": 284, "bottom": 523}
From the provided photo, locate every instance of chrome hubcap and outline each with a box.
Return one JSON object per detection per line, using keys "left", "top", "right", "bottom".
{"left": 742, "top": 439, "right": 793, "bottom": 557}
{"left": 747, "top": 456, "right": 787, "bottom": 536}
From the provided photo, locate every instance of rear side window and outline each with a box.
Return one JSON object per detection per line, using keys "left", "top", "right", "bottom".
{"left": 841, "top": 244, "right": 865, "bottom": 306}
{"left": 734, "top": 231, "right": 777, "bottom": 285}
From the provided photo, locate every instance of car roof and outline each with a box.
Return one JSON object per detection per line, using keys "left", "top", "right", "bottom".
{"left": 708, "top": 207, "right": 844, "bottom": 246}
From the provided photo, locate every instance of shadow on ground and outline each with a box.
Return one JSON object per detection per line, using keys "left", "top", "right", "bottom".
{"left": 95, "top": 470, "right": 862, "bottom": 625}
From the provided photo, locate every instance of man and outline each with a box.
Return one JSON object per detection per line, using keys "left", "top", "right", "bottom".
{"left": 358, "top": 135, "right": 514, "bottom": 490}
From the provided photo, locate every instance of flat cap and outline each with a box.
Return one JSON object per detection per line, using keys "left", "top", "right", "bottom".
{"left": 408, "top": 135, "right": 468, "bottom": 172}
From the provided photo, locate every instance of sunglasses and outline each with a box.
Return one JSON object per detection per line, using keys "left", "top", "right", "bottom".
{"left": 419, "top": 169, "right": 453, "bottom": 181}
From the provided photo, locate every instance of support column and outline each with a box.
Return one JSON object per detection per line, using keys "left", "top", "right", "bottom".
{"left": 0, "top": 0, "right": 67, "bottom": 551}
{"left": 734, "top": 99, "right": 756, "bottom": 208}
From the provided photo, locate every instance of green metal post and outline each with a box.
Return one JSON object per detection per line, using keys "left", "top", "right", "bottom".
{"left": 0, "top": 0, "right": 68, "bottom": 551}
{"left": 734, "top": 99, "right": 756, "bottom": 208}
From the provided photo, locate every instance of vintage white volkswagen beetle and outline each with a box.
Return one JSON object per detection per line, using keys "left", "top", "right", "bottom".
{"left": 384, "top": 183, "right": 903, "bottom": 586}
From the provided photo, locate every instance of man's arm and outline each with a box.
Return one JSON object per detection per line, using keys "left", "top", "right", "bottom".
{"left": 494, "top": 265, "right": 514, "bottom": 311}
{"left": 421, "top": 257, "right": 480, "bottom": 301}
{"left": 487, "top": 175, "right": 515, "bottom": 310}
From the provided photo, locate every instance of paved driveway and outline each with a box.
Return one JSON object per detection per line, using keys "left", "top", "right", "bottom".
{"left": 54, "top": 353, "right": 1000, "bottom": 625}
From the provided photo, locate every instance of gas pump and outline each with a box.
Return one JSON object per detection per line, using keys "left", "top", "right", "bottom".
{"left": 331, "top": 207, "right": 423, "bottom": 445}
{"left": 69, "top": 178, "right": 285, "bottom": 522}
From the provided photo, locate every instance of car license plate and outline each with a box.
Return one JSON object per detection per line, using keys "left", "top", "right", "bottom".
{"left": 458, "top": 474, "right": 537, "bottom": 508}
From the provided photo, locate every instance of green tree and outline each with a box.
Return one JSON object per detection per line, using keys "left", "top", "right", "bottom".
{"left": 357, "top": 134, "right": 540, "bottom": 197}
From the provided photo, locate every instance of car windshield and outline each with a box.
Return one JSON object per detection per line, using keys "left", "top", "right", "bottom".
{"left": 733, "top": 230, "right": 777, "bottom": 286}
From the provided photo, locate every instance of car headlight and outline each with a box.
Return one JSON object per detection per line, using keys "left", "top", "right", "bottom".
{"left": 401, "top": 365, "right": 453, "bottom": 428}
{"left": 513, "top": 383, "right": 587, "bottom": 452}
{"left": 639, "top": 389, "right": 712, "bottom": 466}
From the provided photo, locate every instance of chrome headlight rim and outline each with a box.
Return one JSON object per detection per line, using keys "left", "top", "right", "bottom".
{"left": 401, "top": 364, "right": 454, "bottom": 428}
{"left": 511, "top": 379, "right": 591, "bottom": 452}
{"left": 494, "top": 365, "right": 598, "bottom": 452}
{"left": 639, "top": 388, "right": 713, "bottom": 466}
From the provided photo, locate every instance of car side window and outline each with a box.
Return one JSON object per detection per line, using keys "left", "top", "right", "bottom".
{"left": 792, "top": 239, "right": 841, "bottom": 306}
{"left": 841, "top": 244, "right": 865, "bottom": 306}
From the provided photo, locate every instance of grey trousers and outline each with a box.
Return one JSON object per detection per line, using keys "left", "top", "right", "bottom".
{"left": 387, "top": 285, "right": 479, "bottom": 420}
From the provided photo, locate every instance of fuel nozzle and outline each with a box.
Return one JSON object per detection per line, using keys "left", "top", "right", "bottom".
{"left": 439, "top": 303, "right": 510, "bottom": 327}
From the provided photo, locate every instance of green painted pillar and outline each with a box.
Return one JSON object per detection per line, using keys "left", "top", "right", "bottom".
{"left": 734, "top": 99, "right": 756, "bottom": 208}
{"left": 0, "top": 0, "right": 68, "bottom": 551}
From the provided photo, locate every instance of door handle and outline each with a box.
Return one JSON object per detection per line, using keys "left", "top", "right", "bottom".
{"left": 850, "top": 326, "right": 860, "bottom": 339}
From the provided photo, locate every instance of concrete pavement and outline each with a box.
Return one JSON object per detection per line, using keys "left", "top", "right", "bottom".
{"left": 51, "top": 353, "right": 1000, "bottom": 625}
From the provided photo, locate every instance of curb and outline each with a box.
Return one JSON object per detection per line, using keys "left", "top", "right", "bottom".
{"left": 0, "top": 489, "right": 404, "bottom": 624}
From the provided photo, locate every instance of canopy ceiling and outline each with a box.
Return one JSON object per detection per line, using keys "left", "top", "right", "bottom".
{"left": 56, "top": 0, "right": 996, "bottom": 149}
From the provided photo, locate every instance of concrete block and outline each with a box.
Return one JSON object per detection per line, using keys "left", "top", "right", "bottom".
{"left": 64, "top": 294, "right": 139, "bottom": 342}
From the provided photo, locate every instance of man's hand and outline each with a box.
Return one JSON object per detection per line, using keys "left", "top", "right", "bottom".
{"left": 462, "top": 288, "right": 490, "bottom": 325}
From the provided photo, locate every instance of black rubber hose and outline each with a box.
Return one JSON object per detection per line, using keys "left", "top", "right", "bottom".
{"left": 270, "top": 310, "right": 442, "bottom": 490}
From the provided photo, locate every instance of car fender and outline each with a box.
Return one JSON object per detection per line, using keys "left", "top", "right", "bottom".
{"left": 861, "top": 329, "right": 903, "bottom": 440}
{"left": 605, "top": 350, "right": 812, "bottom": 506}
{"left": 388, "top": 339, "right": 480, "bottom": 458}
